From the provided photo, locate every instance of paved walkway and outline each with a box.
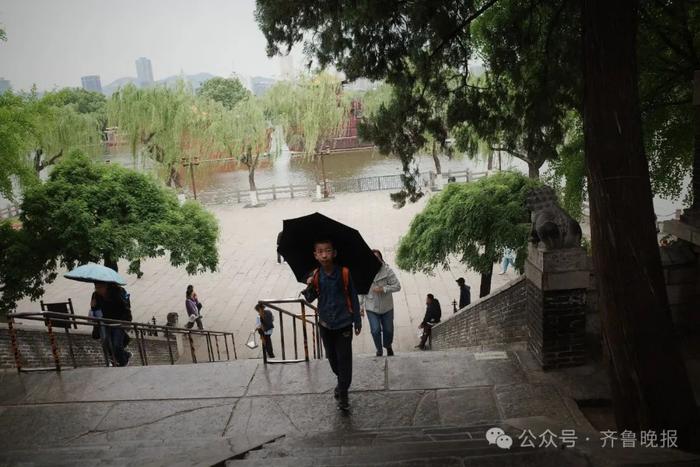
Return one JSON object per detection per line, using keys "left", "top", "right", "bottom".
{"left": 16, "top": 191, "right": 520, "bottom": 359}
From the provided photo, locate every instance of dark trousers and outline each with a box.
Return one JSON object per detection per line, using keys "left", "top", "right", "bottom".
{"left": 320, "top": 325, "right": 353, "bottom": 396}
{"left": 102, "top": 327, "right": 129, "bottom": 366}
{"left": 186, "top": 316, "right": 204, "bottom": 330}
{"left": 419, "top": 323, "right": 433, "bottom": 349}
{"left": 258, "top": 330, "right": 275, "bottom": 358}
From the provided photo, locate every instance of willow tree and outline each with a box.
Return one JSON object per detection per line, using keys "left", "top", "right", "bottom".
{"left": 264, "top": 73, "right": 349, "bottom": 197}
{"left": 0, "top": 151, "right": 220, "bottom": 314}
{"left": 0, "top": 90, "right": 102, "bottom": 199}
{"left": 397, "top": 171, "right": 539, "bottom": 297}
{"left": 107, "top": 83, "right": 219, "bottom": 188}
{"left": 212, "top": 96, "right": 275, "bottom": 203}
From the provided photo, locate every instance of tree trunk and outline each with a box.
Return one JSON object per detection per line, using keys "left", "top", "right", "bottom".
{"left": 692, "top": 71, "right": 700, "bottom": 213}
{"left": 33, "top": 149, "right": 43, "bottom": 174}
{"left": 248, "top": 163, "right": 257, "bottom": 191}
{"left": 583, "top": 0, "right": 700, "bottom": 449}
{"left": 527, "top": 161, "right": 539, "bottom": 179}
{"left": 167, "top": 166, "right": 182, "bottom": 188}
{"left": 479, "top": 272, "right": 492, "bottom": 298}
{"left": 432, "top": 141, "right": 442, "bottom": 174}
{"left": 104, "top": 256, "right": 118, "bottom": 273}
{"left": 487, "top": 153, "right": 493, "bottom": 170}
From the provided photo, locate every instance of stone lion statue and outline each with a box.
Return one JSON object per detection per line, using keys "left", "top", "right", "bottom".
{"left": 525, "top": 187, "right": 582, "bottom": 250}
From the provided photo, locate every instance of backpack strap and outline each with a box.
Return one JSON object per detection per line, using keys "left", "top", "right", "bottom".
{"left": 312, "top": 268, "right": 320, "bottom": 292}
{"left": 341, "top": 267, "right": 353, "bottom": 314}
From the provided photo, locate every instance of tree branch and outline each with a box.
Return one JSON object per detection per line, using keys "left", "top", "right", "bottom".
{"left": 428, "top": 0, "right": 499, "bottom": 61}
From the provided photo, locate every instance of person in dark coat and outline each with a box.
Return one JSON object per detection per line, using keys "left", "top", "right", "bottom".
{"left": 91, "top": 281, "right": 132, "bottom": 366}
{"left": 456, "top": 277, "right": 471, "bottom": 311}
{"left": 417, "top": 294, "right": 441, "bottom": 350}
{"left": 276, "top": 231, "right": 283, "bottom": 263}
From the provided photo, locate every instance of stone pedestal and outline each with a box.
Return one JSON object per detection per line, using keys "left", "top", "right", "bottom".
{"left": 525, "top": 244, "right": 589, "bottom": 370}
{"left": 660, "top": 220, "right": 700, "bottom": 333}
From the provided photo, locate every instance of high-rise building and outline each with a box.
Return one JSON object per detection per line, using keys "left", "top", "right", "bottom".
{"left": 80, "top": 75, "right": 103, "bottom": 93}
{"left": 0, "top": 78, "right": 11, "bottom": 94}
{"left": 251, "top": 76, "right": 276, "bottom": 96}
{"left": 135, "top": 57, "right": 154, "bottom": 87}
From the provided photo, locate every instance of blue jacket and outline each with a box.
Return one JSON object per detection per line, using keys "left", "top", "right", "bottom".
{"left": 317, "top": 265, "right": 361, "bottom": 330}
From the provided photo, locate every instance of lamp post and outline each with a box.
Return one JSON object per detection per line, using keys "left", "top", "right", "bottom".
{"left": 181, "top": 157, "right": 200, "bottom": 200}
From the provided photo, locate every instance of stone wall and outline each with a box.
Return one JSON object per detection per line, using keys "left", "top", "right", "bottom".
{"left": 0, "top": 325, "right": 179, "bottom": 369}
{"left": 430, "top": 276, "right": 528, "bottom": 350}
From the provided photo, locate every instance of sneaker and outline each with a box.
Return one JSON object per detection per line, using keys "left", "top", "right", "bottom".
{"left": 333, "top": 386, "right": 340, "bottom": 400}
{"left": 386, "top": 347, "right": 394, "bottom": 356}
{"left": 337, "top": 395, "right": 350, "bottom": 411}
{"left": 375, "top": 350, "right": 383, "bottom": 357}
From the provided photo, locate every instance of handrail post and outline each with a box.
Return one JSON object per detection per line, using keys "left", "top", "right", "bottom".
{"left": 231, "top": 333, "right": 237, "bottom": 359}
{"left": 292, "top": 318, "right": 298, "bottom": 360}
{"left": 64, "top": 327, "right": 77, "bottom": 368}
{"left": 278, "top": 310, "right": 286, "bottom": 360}
{"left": 314, "top": 313, "right": 321, "bottom": 359}
{"left": 224, "top": 334, "right": 230, "bottom": 360}
{"left": 165, "top": 328, "right": 175, "bottom": 365}
{"left": 214, "top": 335, "right": 221, "bottom": 360}
{"left": 46, "top": 319, "right": 61, "bottom": 371}
{"left": 301, "top": 302, "right": 309, "bottom": 362}
{"left": 188, "top": 331, "right": 197, "bottom": 363}
{"left": 140, "top": 329, "right": 149, "bottom": 366}
{"left": 133, "top": 324, "right": 146, "bottom": 366}
{"left": 7, "top": 317, "right": 22, "bottom": 372}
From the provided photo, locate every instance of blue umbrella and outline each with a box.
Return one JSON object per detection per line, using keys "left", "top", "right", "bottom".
{"left": 64, "top": 262, "right": 127, "bottom": 285}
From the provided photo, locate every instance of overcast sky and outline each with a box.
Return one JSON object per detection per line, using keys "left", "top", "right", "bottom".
{"left": 0, "top": 0, "right": 304, "bottom": 91}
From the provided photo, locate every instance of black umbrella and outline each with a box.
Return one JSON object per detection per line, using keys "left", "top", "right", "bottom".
{"left": 278, "top": 212, "right": 381, "bottom": 294}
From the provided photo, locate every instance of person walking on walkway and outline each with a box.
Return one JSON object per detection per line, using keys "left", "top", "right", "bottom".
{"left": 456, "top": 277, "right": 471, "bottom": 311}
{"left": 417, "top": 294, "right": 441, "bottom": 350}
{"left": 360, "top": 249, "right": 401, "bottom": 356}
{"left": 91, "top": 281, "right": 132, "bottom": 366}
{"left": 185, "top": 285, "right": 204, "bottom": 330}
{"left": 306, "top": 237, "right": 362, "bottom": 411}
{"left": 255, "top": 303, "right": 275, "bottom": 358}
{"left": 499, "top": 248, "right": 515, "bottom": 274}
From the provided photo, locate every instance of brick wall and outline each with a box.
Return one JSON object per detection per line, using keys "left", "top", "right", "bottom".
{"left": 431, "top": 276, "right": 528, "bottom": 350}
{"left": 0, "top": 325, "right": 179, "bottom": 369}
{"left": 526, "top": 283, "right": 587, "bottom": 369}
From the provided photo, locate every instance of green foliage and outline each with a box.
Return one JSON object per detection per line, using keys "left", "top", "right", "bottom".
{"left": 210, "top": 95, "right": 275, "bottom": 190}
{"left": 0, "top": 90, "right": 103, "bottom": 199}
{"left": 197, "top": 77, "right": 251, "bottom": 110}
{"left": 42, "top": 87, "right": 107, "bottom": 115}
{"left": 396, "top": 172, "right": 540, "bottom": 276}
{"left": 107, "top": 83, "right": 221, "bottom": 185}
{"left": 638, "top": 0, "right": 700, "bottom": 201}
{"left": 0, "top": 92, "right": 36, "bottom": 200}
{"left": 264, "top": 73, "right": 349, "bottom": 159}
{"left": 0, "top": 151, "right": 219, "bottom": 314}
{"left": 256, "top": 0, "right": 696, "bottom": 206}
{"left": 0, "top": 221, "right": 58, "bottom": 315}
{"left": 542, "top": 113, "right": 586, "bottom": 220}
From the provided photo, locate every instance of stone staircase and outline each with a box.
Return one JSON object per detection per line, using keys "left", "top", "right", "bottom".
{"left": 227, "top": 423, "right": 585, "bottom": 467}
{"left": 0, "top": 348, "right": 698, "bottom": 466}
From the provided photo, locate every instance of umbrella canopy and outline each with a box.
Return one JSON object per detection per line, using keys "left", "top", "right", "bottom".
{"left": 64, "top": 262, "right": 127, "bottom": 285}
{"left": 278, "top": 212, "right": 381, "bottom": 294}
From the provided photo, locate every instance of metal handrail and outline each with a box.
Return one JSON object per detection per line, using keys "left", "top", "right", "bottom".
{"left": 256, "top": 298, "right": 323, "bottom": 365}
{"left": 6, "top": 311, "right": 237, "bottom": 372}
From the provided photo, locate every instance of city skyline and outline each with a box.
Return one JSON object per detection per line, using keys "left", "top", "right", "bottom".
{"left": 0, "top": 0, "right": 304, "bottom": 92}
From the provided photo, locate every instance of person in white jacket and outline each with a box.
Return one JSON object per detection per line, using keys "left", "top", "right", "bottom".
{"left": 360, "top": 249, "right": 402, "bottom": 356}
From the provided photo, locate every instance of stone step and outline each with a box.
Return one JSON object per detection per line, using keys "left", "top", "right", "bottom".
{"left": 0, "top": 433, "right": 279, "bottom": 467}
{"left": 244, "top": 438, "right": 496, "bottom": 461}
{"left": 227, "top": 449, "right": 587, "bottom": 467}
